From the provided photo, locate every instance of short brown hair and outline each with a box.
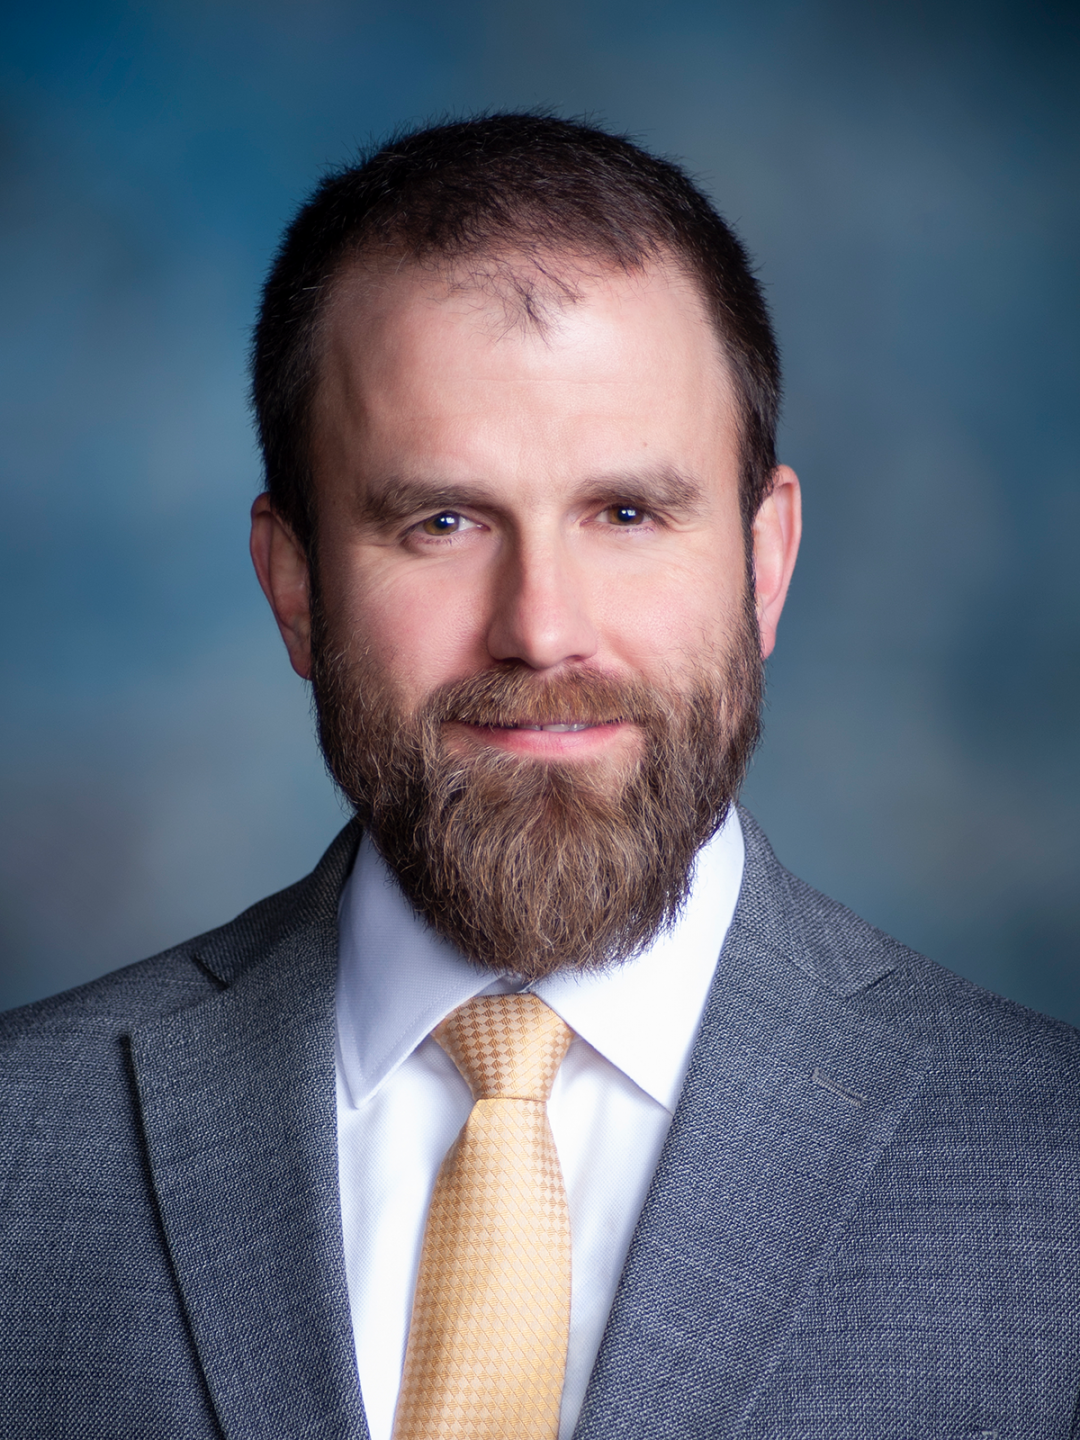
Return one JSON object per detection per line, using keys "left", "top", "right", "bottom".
{"left": 251, "top": 112, "right": 781, "bottom": 552}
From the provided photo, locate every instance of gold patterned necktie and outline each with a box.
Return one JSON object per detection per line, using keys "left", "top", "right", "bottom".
{"left": 391, "top": 992, "right": 575, "bottom": 1440}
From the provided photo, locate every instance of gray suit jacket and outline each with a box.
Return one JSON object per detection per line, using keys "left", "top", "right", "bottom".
{"left": 2, "top": 810, "right": 1079, "bottom": 1438}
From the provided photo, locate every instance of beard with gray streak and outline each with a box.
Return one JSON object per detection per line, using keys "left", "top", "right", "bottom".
{"left": 310, "top": 594, "right": 763, "bottom": 980}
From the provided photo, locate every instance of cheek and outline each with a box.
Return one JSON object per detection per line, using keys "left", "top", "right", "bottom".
{"left": 327, "top": 557, "right": 492, "bottom": 692}
{"left": 594, "top": 553, "right": 748, "bottom": 671}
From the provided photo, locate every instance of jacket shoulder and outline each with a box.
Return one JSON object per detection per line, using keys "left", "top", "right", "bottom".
{"left": 737, "top": 807, "right": 1080, "bottom": 1072}
{"left": 804, "top": 864, "right": 1077, "bottom": 1060}
{"left": 0, "top": 818, "right": 362, "bottom": 1049}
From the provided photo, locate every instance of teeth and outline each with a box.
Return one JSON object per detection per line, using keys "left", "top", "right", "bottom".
{"left": 514, "top": 722, "right": 592, "bottom": 733}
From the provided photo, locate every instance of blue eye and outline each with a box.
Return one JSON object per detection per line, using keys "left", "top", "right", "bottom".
{"left": 421, "top": 511, "right": 461, "bottom": 535}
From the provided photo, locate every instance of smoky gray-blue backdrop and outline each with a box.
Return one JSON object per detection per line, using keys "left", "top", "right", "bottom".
{"left": 2, "top": 0, "right": 1078, "bottom": 1019}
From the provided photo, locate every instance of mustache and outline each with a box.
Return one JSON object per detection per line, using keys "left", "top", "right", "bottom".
{"left": 422, "top": 666, "right": 668, "bottom": 730}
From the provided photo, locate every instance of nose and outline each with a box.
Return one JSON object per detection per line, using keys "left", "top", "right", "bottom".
{"left": 485, "top": 535, "right": 599, "bottom": 671}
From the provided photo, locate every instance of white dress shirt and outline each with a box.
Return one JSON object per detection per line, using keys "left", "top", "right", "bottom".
{"left": 335, "top": 808, "right": 745, "bottom": 1440}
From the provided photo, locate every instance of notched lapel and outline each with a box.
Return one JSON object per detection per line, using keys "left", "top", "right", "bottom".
{"left": 575, "top": 816, "right": 928, "bottom": 1440}
{"left": 129, "top": 886, "right": 369, "bottom": 1440}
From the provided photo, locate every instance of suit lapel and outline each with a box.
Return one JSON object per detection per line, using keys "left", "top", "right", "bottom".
{"left": 125, "top": 808, "right": 925, "bottom": 1438}
{"left": 128, "top": 825, "right": 369, "bottom": 1440}
{"left": 575, "top": 813, "right": 928, "bottom": 1439}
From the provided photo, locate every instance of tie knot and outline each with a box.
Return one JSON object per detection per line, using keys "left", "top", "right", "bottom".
{"left": 434, "top": 993, "right": 573, "bottom": 1102}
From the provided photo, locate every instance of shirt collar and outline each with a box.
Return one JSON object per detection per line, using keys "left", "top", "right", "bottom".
{"left": 336, "top": 808, "right": 745, "bottom": 1115}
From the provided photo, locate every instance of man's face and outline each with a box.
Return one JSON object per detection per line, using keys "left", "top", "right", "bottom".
{"left": 252, "top": 254, "right": 800, "bottom": 974}
{"left": 309, "top": 259, "right": 753, "bottom": 759}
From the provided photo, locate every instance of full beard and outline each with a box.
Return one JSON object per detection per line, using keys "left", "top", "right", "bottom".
{"left": 310, "top": 597, "right": 763, "bottom": 980}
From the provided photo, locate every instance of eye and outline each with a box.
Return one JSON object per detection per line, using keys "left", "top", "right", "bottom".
{"left": 602, "top": 504, "right": 648, "bottom": 527}
{"left": 418, "top": 510, "right": 476, "bottom": 536}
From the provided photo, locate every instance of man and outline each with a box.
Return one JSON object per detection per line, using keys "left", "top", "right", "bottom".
{"left": 2, "top": 114, "right": 1079, "bottom": 1439}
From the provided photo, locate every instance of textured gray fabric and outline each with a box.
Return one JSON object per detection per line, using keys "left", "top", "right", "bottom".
{"left": 2, "top": 809, "right": 1079, "bottom": 1438}
{"left": 0, "top": 819, "right": 366, "bottom": 1440}
{"left": 575, "top": 811, "right": 1080, "bottom": 1438}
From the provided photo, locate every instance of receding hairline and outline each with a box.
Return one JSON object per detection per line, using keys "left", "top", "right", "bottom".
{"left": 252, "top": 114, "right": 781, "bottom": 556}
{"left": 311, "top": 241, "right": 740, "bottom": 412}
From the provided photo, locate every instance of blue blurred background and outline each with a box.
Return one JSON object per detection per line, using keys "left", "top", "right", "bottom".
{"left": 1, "top": 0, "right": 1078, "bottom": 1019}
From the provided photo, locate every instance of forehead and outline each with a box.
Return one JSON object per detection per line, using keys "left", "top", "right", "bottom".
{"left": 311, "top": 254, "right": 740, "bottom": 495}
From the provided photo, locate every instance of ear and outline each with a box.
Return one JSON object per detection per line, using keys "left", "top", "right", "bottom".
{"left": 250, "top": 493, "right": 313, "bottom": 679}
{"left": 751, "top": 464, "right": 802, "bottom": 660}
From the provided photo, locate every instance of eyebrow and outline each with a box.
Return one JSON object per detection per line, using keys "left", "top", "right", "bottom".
{"left": 355, "top": 479, "right": 497, "bottom": 530}
{"left": 354, "top": 466, "right": 707, "bottom": 530}
{"left": 589, "top": 467, "right": 706, "bottom": 515}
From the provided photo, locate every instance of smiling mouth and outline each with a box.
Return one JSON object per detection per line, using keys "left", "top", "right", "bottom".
{"left": 466, "top": 720, "right": 621, "bottom": 733}
{"left": 509, "top": 722, "right": 593, "bottom": 732}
